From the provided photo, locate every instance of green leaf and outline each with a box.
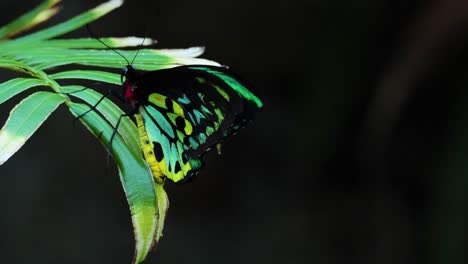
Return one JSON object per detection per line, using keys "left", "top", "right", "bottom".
{"left": 0, "top": 59, "right": 67, "bottom": 95}
{"left": 157, "top": 46, "right": 206, "bottom": 57}
{"left": 36, "top": 37, "right": 157, "bottom": 49}
{"left": 61, "top": 85, "right": 140, "bottom": 157}
{"left": 11, "top": 0, "right": 124, "bottom": 44}
{"left": 0, "top": 91, "right": 66, "bottom": 165}
{"left": 155, "top": 183, "right": 169, "bottom": 243}
{"left": 4, "top": 47, "right": 219, "bottom": 70}
{"left": 0, "top": 0, "right": 61, "bottom": 39}
{"left": 68, "top": 102, "right": 157, "bottom": 264}
{"left": 0, "top": 59, "right": 49, "bottom": 80}
{"left": 0, "top": 78, "right": 46, "bottom": 104}
{"left": 50, "top": 70, "right": 121, "bottom": 85}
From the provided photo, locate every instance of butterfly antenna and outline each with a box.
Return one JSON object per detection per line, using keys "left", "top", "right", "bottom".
{"left": 130, "top": 38, "right": 144, "bottom": 65}
{"left": 130, "top": 26, "right": 150, "bottom": 65}
{"left": 86, "top": 24, "right": 130, "bottom": 65}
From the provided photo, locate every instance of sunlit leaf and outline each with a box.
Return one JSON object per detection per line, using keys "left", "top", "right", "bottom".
{"left": 0, "top": 78, "right": 46, "bottom": 104}
{"left": 0, "top": 59, "right": 49, "bottom": 80}
{"left": 4, "top": 47, "right": 219, "bottom": 70}
{"left": 69, "top": 102, "right": 157, "bottom": 264}
{"left": 154, "top": 183, "right": 169, "bottom": 243}
{"left": 37, "top": 37, "right": 157, "bottom": 49}
{"left": 62, "top": 85, "right": 140, "bottom": 157}
{"left": 51, "top": 70, "right": 121, "bottom": 85}
{"left": 157, "top": 46, "right": 206, "bottom": 57}
{"left": 0, "top": 0, "right": 61, "bottom": 39}
{"left": 0, "top": 91, "right": 66, "bottom": 165}
{"left": 9, "top": 0, "right": 124, "bottom": 44}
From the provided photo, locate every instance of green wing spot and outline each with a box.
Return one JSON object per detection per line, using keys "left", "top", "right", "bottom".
{"left": 189, "top": 137, "right": 199, "bottom": 149}
{"left": 190, "top": 66, "right": 263, "bottom": 108}
{"left": 177, "top": 94, "right": 191, "bottom": 105}
{"left": 189, "top": 159, "right": 202, "bottom": 170}
{"left": 148, "top": 93, "right": 186, "bottom": 118}
{"left": 214, "top": 108, "right": 224, "bottom": 122}
{"left": 191, "top": 109, "right": 206, "bottom": 123}
{"left": 206, "top": 126, "right": 214, "bottom": 136}
{"left": 145, "top": 105, "right": 175, "bottom": 139}
{"left": 176, "top": 130, "right": 185, "bottom": 143}
{"left": 148, "top": 93, "right": 168, "bottom": 109}
{"left": 197, "top": 133, "right": 207, "bottom": 145}
{"left": 196, "top": 76, "right": 230, "bottom": 101}
{"left": 197, "top": 92, "right": 205, "bottom": 102}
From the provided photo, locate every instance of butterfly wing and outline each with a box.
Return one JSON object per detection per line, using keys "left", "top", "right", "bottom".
{"left": 135, "top": 65, "right": 262, "bottom": 183}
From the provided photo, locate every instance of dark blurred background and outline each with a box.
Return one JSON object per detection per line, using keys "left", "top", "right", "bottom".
{"left": 1, "top": 0, "right": 468, "bottom": 263}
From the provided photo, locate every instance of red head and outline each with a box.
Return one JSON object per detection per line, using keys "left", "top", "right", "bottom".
{"left": 121, "top": 65, "right": 139, "bottom": 107}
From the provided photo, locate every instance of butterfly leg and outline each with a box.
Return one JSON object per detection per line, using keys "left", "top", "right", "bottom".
{"left": 59, "top": 82, "right": 104, "bottom": 97}
{"left": 62, "top": 86, "right": 89, "bottom": 96}
{"left": 72, "top": 90, "right": 110, "bottom": 126}
{"left": 72, "top": 88, "right": 125, "bottom": 126}
{"left": 105, "top": 103, "right": 141, "bottom": 158}
{"left": 108, "top": 113, "right": 130, "bottom": 151}
{"left": 104, "top": 113, "right": 125, "bottom": 165}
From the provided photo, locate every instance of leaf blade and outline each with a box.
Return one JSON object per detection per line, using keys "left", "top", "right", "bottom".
{"left": 68, "top": 102, "right": 157, "bottom": 264}
{"left": 0, "top": 78, "right": 46, "bottom": 104}
{"left": 5, "top": 47, "right": 219, "bottom": 70}
{"left": 0, "top": 91, "right": 66, "bottom": 165}
{"left": 12, "top": 0, "right": 124, "bottom": 43}
{"left": 0, "top": 59, "right": 49, "bottom": 79}
{"left": 0, "top": 0, "right": 61, "bottom": 39}
{"left": 62, "top": 85, "right": 140, "bottom": 157}
{"left": 155, "top": 183, "right": 169, "bottom": 243}
{"left": 51, "top": 70, "right": 121, "bottom": 85}
{"left": 35, "top": 37, "right": 156, "bottom": 49}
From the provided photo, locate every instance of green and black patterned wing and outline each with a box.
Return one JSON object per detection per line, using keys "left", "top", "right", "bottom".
{"left": 134, "top": 65, "right": 262, "bottom": 183}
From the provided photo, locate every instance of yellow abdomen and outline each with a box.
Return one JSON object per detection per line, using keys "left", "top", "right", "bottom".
{"left": 135, "top": 113, "right": 165, "bottom": 184}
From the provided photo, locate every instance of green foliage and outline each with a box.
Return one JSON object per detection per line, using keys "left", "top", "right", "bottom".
{"left": 0, "top": 0, "right": 220, "bottom": 263}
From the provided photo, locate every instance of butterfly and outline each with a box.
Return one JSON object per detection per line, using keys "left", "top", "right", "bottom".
{"left": 118, "top": 64, "right": 263, "bottom": 184}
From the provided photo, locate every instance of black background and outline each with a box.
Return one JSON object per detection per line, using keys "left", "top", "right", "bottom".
{"left": 1, "top": 0, "right": 468, "bottom": 263}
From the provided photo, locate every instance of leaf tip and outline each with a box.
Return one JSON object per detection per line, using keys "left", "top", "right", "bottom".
{"left": 32, "top": 7, "right": 61, "bottom": 26}
{"left": 106, "top": 0, "right": 125, "bottom": 9}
